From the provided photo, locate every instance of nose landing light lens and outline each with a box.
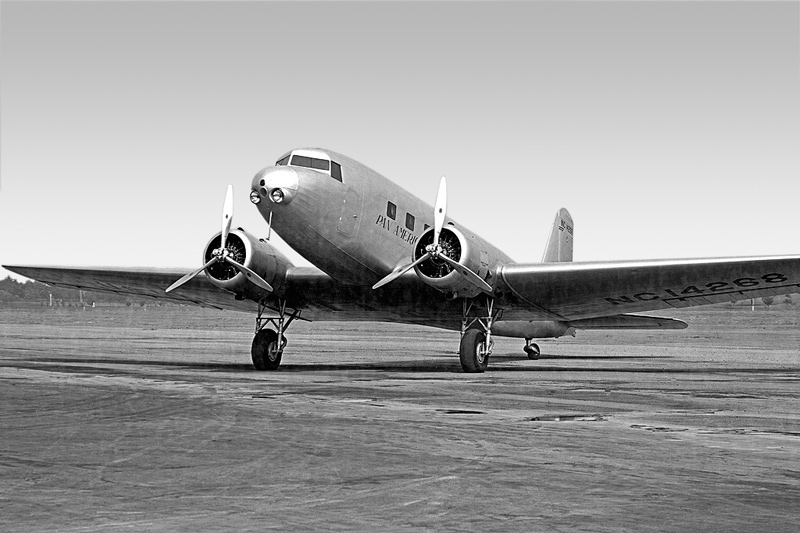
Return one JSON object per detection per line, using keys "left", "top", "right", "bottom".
{"left": 250, "top": 190, "right": 261, "bottom": 204}
{"left": 270, "top": 188, "right": 285, "bottom": 203}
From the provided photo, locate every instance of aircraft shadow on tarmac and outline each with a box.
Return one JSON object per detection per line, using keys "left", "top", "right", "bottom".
{"left": 8, "top": 356, "right": 460, "bottom": 374}
{"left": 489, "top": 354, "right": 671, "bottom": 361}
{"left": 5, "top": 355, "right": 794, "bottom": 376}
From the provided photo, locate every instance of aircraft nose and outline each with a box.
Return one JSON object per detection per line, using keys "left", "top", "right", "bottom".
{"left": 252, "top": 167, "right": 299, "bottom": 206}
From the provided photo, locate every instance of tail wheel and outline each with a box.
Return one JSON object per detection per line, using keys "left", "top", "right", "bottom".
{"left": 460, "top": 329, "right": 489, "bottom": 373}
{"left": 524, "top": 342, "right": 541, "bottom": 360}
{"left": 252, "top": 329, "right": 284, "bottom": 371}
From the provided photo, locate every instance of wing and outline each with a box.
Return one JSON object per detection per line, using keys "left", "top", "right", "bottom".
{"left": 1, "top": 264, "right": 464, "bottom": 329}
{"left": 499, "top": 255, "right": 800, "bottom": 320}
{"left": 3, "top": 265, "right": 260, "bottom": 312}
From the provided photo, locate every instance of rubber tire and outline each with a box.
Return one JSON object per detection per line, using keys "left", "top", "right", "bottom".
{"left": 460, "top": 329, "right": 489, "bottom": 373}
{"left": 525, "top": 343, "right": 541, "bottom": 360}
{"left": 251, "top": 329, "right": 283, "bottom": 371}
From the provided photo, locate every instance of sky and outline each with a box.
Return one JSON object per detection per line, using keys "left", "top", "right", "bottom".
{"left": 2, "top": 1, "right": 799, "bottom": 282}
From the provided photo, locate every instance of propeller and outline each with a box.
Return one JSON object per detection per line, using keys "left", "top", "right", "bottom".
{"left": 433, "top": 175, "right": 446, "bottom": 249}
{"left": 221, "top": 184, "right": 233, "bottom": 252}
{"left": 372, "top": 176, "right": 492, "bottom": 293}
{"left": 166, "top": 185, "right": 274, "bottom": 294}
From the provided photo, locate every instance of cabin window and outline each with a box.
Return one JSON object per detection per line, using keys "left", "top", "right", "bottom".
{"left": 331, "top": 162, "right": 342, "bottom": 182}
{"left": 405, "top": 213, "right": 415, "bottom": 231}
{"left": 387, "top": 202, "right": 397, "bottom": 220}
{"left": 276, "top": 155, "right": 290, "bottom": 166}
{"left": 424, "top": 223, "right": 430, "bottom": 231}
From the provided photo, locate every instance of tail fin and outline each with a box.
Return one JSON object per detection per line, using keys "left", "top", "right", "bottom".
{"left": 541, "top": 208, "right": 574, "bottom": 263}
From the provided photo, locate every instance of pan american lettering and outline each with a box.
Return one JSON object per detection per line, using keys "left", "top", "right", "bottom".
{"left": 375, "top": 214, "right": 418, "bottom": 245}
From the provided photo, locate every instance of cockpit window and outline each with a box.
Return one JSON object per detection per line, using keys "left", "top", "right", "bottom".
{"left": 331, "top": 162, "right": 342, "bottom": 182}
{"left": 290, "top": 155, "right": 311, "bottom": 167}
{"left": 291, "top": 155, "right": 330, "bottom": 172}
{"left": 281, "top": 151, "right": 343, "bottom": 182}
{"left": 312, "top": 158, "right": 329, "bottom": 170}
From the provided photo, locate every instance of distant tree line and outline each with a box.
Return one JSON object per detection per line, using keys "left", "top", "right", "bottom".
{"left": 730, "top": 294, "right": 797, "bottom": 308}
{"left": 0, "top": 277, "right": 152, "bottom": 306}
{"left": 760, "top": 295, "right": 795, "bottom": 308}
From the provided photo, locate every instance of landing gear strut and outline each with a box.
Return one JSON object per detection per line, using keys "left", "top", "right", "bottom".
{"left": 251, "top": 300, "right": 299, "bottom": 371}
{"left": 524, "top": 339, "right": 541, "bottom": 360}
{"left": 459, "top": 296, "right": 500, "bottom": 373}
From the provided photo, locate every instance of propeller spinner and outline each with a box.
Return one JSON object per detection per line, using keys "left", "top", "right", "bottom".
{"left": 372, "top": 176, "right": 492, "bottom": 293}
{"left": 166, "top": 185, "right": 274, "bottom": 294}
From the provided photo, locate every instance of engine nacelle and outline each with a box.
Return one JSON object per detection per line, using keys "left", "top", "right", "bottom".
{"left": 412, "top": 226, "right": 490, "bottom": 298}
{"left": 202, "top": 228, "right": 292, "bottom": 295}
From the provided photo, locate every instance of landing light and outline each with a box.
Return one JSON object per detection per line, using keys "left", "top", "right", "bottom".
{"left": 249, "top": 190, "right": 261, "bottom": 204}
{"left": 270, "top": 188, "right": 285, "bottom": 203}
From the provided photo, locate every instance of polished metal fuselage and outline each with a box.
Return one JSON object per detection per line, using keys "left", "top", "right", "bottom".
{"left": 252, "top": 148, "right": 513, "bottom": 287}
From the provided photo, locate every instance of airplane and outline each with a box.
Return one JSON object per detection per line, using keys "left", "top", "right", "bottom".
{"left": 5, "top": 147, "right": 800, "bottom": 372}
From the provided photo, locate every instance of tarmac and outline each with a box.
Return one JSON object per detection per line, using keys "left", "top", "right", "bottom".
{"left": 1, "top": 305, "right": 799, "bottom": 531}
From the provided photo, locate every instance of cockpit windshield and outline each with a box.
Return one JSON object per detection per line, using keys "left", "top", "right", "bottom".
{"left": 291, "top": 155, "right": 330, "bottom": 171}
{"left": 275, "top": 150, "right": 342, "bottom": 182}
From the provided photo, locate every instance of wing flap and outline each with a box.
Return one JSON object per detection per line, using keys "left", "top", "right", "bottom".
{"left": 500, "top": 255, "right": 800, "bottom": 320}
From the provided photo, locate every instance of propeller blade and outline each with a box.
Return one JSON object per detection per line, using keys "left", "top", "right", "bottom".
{"left": 433, "top": 176, "right": 447, "bottom": 246}
{"left": 372, "top": 252, "right": 432, "bottom": 290}
{"left": 438, "top": 254, "right": 493, "bottom": 293}
{"left": 165, "top": 257, "right": 217, "bottom": 293}
{"left": 222, "top": 256, "right": 274, "bottom": 292}
{"left": 221, "top": 184, "right": 234, "bottom": 251}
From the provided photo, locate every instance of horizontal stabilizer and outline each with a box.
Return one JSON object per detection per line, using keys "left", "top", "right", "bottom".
{"left": 569, "top": 314, "right": 688, "bottom": 330}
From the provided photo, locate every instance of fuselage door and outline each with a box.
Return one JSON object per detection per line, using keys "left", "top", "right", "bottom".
{"left": 337, "top": 187, "right": 362, "bottom": 237}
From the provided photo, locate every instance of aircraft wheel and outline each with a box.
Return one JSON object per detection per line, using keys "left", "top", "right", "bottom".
{"left": 460, "top": 329, "right": 489, "bottom": 373}
{"left": 252, "top": 329, "right": 283, "bottom": 371}
{"left": 524, "top": 343, "right": 541, "bottom": 360}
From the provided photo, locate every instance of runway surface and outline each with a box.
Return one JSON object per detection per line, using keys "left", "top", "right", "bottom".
{"left": 1, "top": 305, "right": 799, "bottom": 531}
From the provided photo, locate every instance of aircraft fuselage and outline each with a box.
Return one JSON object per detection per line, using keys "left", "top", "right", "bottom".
{"left": 251, "top": 148, "right": 513, "bottom": 286}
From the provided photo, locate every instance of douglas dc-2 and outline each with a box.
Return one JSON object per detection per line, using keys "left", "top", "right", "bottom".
{"left": 6, "top": 148, "right": 800, "bottom": 372}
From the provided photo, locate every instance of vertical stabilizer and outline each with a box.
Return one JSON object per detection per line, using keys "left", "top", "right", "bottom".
{"left": 541, "top": 208, "right": 574, "bottom": 263}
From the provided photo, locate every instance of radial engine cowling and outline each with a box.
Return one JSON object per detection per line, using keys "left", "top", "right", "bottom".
{"left": 202, "top": 229, "right": 292, "bottom": 295}
{"left": 412, "top": 226, "right": 490, "bottom": 298}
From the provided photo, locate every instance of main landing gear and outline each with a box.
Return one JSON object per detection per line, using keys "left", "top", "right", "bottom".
{"left": 457, "top": 297, "right": 544, "bottom": 371}
{"left": 459, "top": 296, "right": 500, "bottom": 373}
{"left": 251, "top": 300, "right": 299, "bottom": 371}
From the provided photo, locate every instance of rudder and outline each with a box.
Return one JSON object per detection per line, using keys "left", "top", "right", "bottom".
{"left": 541, "top": 208, "right": 574, "bottom": 263}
